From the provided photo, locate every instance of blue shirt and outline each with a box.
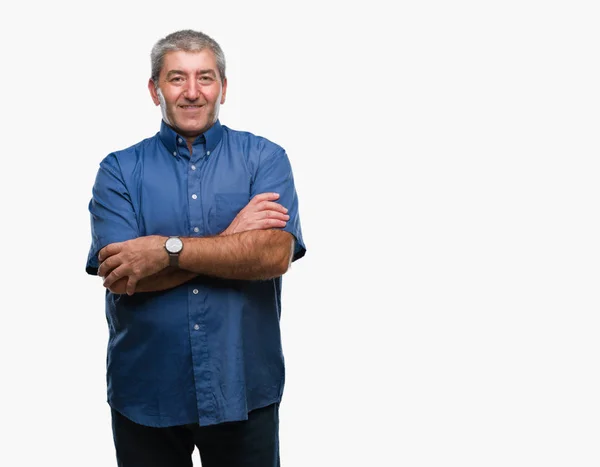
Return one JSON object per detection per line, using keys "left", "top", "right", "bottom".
{"left": 86, "top": 120, "right": 306, "bottom": 427}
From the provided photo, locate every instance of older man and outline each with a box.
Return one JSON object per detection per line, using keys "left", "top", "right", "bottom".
{"left": 86, "top": 29, "right": 306, "bottom": 467}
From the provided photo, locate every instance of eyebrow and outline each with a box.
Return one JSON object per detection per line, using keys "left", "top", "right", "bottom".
{"left": 198, "top": 69, "right": 217, "bottom": 77}
{"left": 166, "top": 69, "right": 217, "bottom": 78}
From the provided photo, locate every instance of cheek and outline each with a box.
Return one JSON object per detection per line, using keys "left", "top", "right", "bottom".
{"left": 167, "top": 95, "right": 180, "bottom": 108}
{"left": 208, "top": 86, "right": 223, "bottom": 104}
{"left": 160, "top": 89, "right": 179, "bottom": 106}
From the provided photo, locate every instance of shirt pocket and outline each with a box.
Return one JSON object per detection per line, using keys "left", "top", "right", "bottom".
{"left": 209, "top": 193, "right": 250, "bottom": 235}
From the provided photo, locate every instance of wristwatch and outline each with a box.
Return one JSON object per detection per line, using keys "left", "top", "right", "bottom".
{"left": 165, "top": 236, "right": 184, "bottom": 267}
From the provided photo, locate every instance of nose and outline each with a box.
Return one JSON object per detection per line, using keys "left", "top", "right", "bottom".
{"left": 183, "top": 80, "right": 200, "bottom": 100}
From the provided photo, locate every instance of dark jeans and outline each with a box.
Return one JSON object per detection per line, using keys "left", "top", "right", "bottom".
{"left": 111, "top": 403, "right": 280, "bottom": 467}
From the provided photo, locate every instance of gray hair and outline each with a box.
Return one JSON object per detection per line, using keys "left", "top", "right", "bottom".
{"left": 150, "top": 30, "right": 226, "bottom": 83}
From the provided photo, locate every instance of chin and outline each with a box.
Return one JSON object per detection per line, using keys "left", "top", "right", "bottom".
{"left": 188, "top": 124, "right": 208, "bottom": 134}
{"left": 174, "top": 121, "right": 205, "bottom": 133}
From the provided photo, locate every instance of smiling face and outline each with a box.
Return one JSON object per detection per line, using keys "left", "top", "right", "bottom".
{"left": 148, "top": 49, "right": 227, "bottom": 142}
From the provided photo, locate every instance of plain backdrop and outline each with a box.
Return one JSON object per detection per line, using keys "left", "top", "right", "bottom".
{"left": 1, "top": 1, "right": 599, "bottom": 466}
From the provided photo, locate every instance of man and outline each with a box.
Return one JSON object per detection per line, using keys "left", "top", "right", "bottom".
{"left": 85, "top": 29, "right": 306, "bottom": 467}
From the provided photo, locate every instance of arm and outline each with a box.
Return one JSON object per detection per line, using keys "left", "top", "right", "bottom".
{"left": 85, "top": 153, "right": 140, "bottom": 276}
{"left": 178, "top": 229, "right": 294, "bottom": 280}
{"left": 107, "top": 197, "right": 290, "bottom": 294}
{"left": 107, "top": 267, "right": 198, "bottom": 295}
{"left": 100, "top": 193, "right": 292, "bottom": 293}
{"left": 99, "top": 229, "right": 294, "bottom": 294}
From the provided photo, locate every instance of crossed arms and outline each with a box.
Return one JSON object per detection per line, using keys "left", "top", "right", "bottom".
{"left": 96, "top": 192, "right": 295, "bottom": 295}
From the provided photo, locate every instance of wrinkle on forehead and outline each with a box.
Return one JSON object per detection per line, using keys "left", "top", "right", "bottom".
{"left": 161, "top": 50, "right": 220, "bottom": 81}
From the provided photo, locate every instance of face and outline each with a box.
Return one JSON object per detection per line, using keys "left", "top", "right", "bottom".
{"left": 148, "top": 49, "right": 227, "bottom": 141}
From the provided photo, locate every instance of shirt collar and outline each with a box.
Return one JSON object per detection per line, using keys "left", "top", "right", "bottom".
{"left": 158, "top": 119, "right": 223, "bottom": 155}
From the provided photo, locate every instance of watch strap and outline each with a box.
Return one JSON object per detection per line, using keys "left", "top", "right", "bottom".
{"left": 168, "top": 252, "right": 179, "bottom": 267}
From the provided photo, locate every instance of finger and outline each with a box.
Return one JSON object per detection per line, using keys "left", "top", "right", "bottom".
{"left": 126, "top": 277, "right": 138, "bottom": 296}
{"left": 260, "top": 219, "right": 287, "bottom": 229}
{"left": 108, "top": 277, "right": 127, "bottom": 294}
{"left": 251, "top": 192, "right": 279, "bottom": 204}
{"left": 98, "top": 255, "right": 120, "bottom": 278}
{"left": 103, "top": 264, "right": 129, "bottom": 289}
{"left": 98, "top": 242, "right": 123, "bottom": 262}
{"left": 261, "top": 210, "right": 290, "bottom": 221}
{"left": 258, "top": 201, "right": 288, "bottom": 213}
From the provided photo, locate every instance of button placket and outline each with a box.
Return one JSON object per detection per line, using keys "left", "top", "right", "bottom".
{"left": 188, "top": 146, "right": 207, "bottom": 238}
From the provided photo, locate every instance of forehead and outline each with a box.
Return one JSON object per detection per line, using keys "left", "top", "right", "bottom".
{"left": 160, "top": 49, "right": 219, "bottom": 77}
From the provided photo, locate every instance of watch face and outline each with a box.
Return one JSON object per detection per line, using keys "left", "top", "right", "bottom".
{"left": 166, "top": 237, "right": 183, "bottom": 254}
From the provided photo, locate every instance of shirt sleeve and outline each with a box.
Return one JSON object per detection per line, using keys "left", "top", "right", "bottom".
{"left": 251, "top": 149, "right": 306, "bottom": 262}
{"left": 85, "top": 154, "right": 140, "bottom": 275}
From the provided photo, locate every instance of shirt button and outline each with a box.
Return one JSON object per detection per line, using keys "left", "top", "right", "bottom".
{"left": 191, "top": 194, "right": 197, "bottom": 200}
{"left": 193, "top": 227, "right": 199, "bottom": 233}
{"left": 206, "top": 151, "right": 211, "bottom": 156}
{"left": 172, "top": 151, "right": 177, "bottom": 156}
{"left": 193, "top": 289, "right": 199, "bottom": 294}
{"left": 178, "top": 138, "right": 183, "bottom": 143}
{"left": 194, "top": 324, "right": 200, "bottom": 330}
{"left": 191, "top": 165, "right": 196, "bottom": 170}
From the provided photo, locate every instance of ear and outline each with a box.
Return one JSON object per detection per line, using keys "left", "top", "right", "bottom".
{"left": 220, "top": 78, "right": 228, "bottom": 105}
{"left": 148, "top": 79, "right": 160, "bottom": 106}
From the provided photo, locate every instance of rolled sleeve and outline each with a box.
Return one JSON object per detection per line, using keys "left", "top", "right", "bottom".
{"left": 251, "top": 149, "right": 306, "bottom": 262}
{"left": 86, "top": 154, "right": 139, "bottom": 275}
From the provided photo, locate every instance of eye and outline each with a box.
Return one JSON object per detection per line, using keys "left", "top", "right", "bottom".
{"left": 170, "top": 77, "right": 184, "bottom": 83}
{"left": 199, "top": 76, "right": 214, "bottom": 82}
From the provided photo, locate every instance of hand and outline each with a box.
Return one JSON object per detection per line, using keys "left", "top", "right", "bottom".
{"left": 98, "top": 235, "right": 168, "bottom": 295}
{"left": 221, "top": 192, "right": 289, "bottom": 236}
